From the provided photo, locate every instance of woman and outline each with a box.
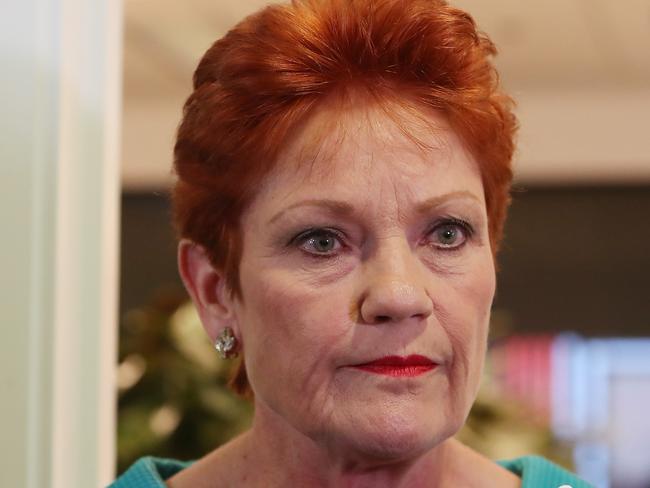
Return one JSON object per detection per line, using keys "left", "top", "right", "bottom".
{"left": 112, "top": 0, "right": 593, "bottom": 486}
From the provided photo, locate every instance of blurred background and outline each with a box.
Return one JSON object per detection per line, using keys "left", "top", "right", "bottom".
{"left": 118, "top": 1, "right": 650, "bottom": 487}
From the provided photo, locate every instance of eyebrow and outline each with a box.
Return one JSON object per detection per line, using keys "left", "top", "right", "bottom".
{"left": 415, "top": 191, "right": 482, "bottom": 214}
{"left": 269, "top": 199, "right": 355, "bottom": 224}
{"left": 268, "top": 191, "right": 481, "bottom": 224}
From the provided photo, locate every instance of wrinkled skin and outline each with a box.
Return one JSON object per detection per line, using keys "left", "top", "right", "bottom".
{"left": 177, "top": 100, "right": 505, "bottom": 487}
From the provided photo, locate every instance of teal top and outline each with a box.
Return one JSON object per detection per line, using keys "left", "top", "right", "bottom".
{"left": 109, "top": 455, "right": 594, "bottom": 487}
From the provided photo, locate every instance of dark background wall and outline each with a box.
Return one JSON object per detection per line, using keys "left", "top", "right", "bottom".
{"left": 120, "top": 186, "right": 650, "bottom": 337}
{"left": 496, "top": 186, "right": 649, "bottom": 336}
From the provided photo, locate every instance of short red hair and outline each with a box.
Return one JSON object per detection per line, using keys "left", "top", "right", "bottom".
{"left": 172, "top": 0, "right": 517, "bottom": 395}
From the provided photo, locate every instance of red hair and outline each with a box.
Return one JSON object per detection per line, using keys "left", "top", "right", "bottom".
{"left": 172, "top": 0, "right": 517, "bottom": 395}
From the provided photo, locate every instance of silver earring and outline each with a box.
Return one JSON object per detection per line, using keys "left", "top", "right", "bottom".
{"left": 214, "top": 327, "right": 238, "bottom": 359}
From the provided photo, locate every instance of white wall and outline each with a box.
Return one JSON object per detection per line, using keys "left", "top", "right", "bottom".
{"left": 0, "top": 0, "right": 122, "bottom": 486}
{"left": 515, "top": 90, "right": 650, "bottom": 184}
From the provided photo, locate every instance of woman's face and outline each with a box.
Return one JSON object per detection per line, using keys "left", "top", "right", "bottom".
{"left": 231, "top": 101, "right": 496, "bottom": 462}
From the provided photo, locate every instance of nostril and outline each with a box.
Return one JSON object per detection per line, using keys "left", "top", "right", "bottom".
{"left": 376, "top": 315, "right": 391, "bottom": 323}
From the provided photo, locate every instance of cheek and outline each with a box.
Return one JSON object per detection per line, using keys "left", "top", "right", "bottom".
{"left": 439, "top": 254, "right": 495, "bottom": 399}
{"left": 236, "top": 266, "right": 353, "bottom": 397}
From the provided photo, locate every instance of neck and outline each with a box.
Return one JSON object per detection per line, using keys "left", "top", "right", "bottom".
{"left": 234, "top": 401, "right": 459, "bottom": 488}
{"left": 168, "top": 402, "right": 521, "bottom": 488}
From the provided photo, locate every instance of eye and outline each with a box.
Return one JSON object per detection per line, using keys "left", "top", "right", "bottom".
{"left": 427, "top": 219, "right": 472, "bottom": 250}
{"left": 294, "top": 228, "right": 344, "bottom": 256}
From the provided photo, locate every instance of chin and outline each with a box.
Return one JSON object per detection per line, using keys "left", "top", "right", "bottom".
{"left": 337, "top": 410, "right": 456, "bottom": 465}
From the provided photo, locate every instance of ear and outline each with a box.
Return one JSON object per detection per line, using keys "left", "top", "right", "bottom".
{"left": 177, "top": 239, "right": 240, "bottom": 343}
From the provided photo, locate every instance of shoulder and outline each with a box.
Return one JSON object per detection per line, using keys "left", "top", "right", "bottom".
{"left": 107, "top": 457, "right": 192, "bottom": 488}
{"left": 497, "top": 455, "right": 595, "bottom": 488}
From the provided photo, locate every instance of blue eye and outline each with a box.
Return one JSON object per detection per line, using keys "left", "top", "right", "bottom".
{"left": 428, "top": 219, "right": 472, "bottom": 249}
{"left": 295, "top": 229, "right": 343, "bottom": 256}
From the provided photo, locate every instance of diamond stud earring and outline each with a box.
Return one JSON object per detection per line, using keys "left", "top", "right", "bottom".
{"left": 214, "top": 327, "right": 238, "bottom": 359}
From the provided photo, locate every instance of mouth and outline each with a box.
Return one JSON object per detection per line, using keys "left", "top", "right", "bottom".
{"left": 349, "top": 355, "right": 438, "bottom": 377}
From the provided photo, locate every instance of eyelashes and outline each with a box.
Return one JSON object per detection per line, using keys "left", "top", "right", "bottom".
{"left": 289, "top": 217, "right": 476, "bottom": 258}
{"left": 425, "top": 217, "right": 474, "bottom": 250}
{"left": 290, "top": 228, "right": 346, "bottom": 258}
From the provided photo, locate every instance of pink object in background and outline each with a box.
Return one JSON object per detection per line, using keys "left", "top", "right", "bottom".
{"left": 498, "top": 334, "right": 554, "bottom": 423}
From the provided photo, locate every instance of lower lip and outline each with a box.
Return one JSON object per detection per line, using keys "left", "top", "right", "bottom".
{"left": 351, "top": 364, "right": 437, "bottom": 377}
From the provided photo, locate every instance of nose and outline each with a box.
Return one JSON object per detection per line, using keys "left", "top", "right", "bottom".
{"left": 358, "top": 241, "right": 433, "bottom": 325}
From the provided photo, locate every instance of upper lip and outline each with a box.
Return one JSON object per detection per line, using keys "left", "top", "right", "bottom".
{"left": 353, "top": 355, "right": 437, "bottom": 367}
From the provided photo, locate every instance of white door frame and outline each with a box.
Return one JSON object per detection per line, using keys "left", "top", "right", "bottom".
{"left": 1, "top": 0, "right": 122, "bottom": 486}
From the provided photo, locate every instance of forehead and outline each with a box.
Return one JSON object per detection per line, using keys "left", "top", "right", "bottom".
{"left": 249, "top": 98, "right": 484, "bottom": 214}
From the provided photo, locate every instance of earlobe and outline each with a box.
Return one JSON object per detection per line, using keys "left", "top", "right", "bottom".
{"left": 177, "top": 239, "right": 237, "bottom": 341}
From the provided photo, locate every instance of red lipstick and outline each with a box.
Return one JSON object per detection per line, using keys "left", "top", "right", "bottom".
{"left": 350, "top": 355, "right": 437, "bottom": 377}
